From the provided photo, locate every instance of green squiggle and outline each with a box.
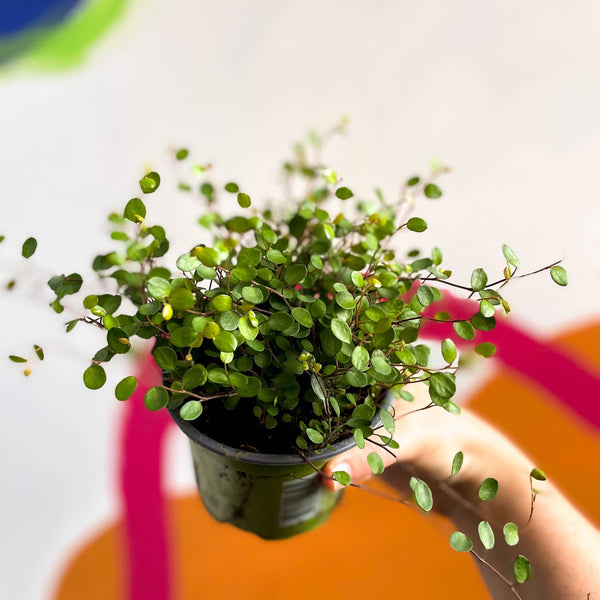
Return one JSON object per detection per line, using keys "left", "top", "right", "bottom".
{"left": 1, "top": 0, "right": 130, "bottom": 73}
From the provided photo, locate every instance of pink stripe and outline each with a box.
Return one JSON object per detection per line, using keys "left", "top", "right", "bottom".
{"left": 421, "top": 293, "right": 600, "bottom": 429}
{"left": 119, "top": 353, "right": 172, "bottom": 600}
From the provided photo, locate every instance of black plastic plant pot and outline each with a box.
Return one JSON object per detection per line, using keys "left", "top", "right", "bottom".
{"left": 169, "top": 406, "right": 384, "bottom": 540}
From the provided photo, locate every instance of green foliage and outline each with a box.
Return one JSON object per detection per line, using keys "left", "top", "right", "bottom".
{"left": 139, "top": 171, "right": 161, "bottom": 194}
{"left": 367, "top": 452, "right": 384, "bottom": 475}
{"left": 22, "top": 237, "right": 38, "bottom": 259}
{"left": 449, "top": 531, "right": 473, "bottom": 552}
{"left": 530, "top": 467, "right": 547, "bottom": 481}
{"left": 451, "top": 451, "right": 463, "bottom": 476}
{"left": 332, "top": 471, "right": 351, "bottom": 486}
{"left": 3, "top": 131, "right": 569, "bottom": 591}
{"left": 423, "top": 183, "right": 442, "bottom": 199}
{"left": 478, "top": 477, "right": 499, "bottom": 501}
{"left": 10, "top": 130, "right": 565, "bottom": 498}
{"left": 83, "top": 364, "right": 106, "bottom": 389}
{"left": 513, "top": 555, "right": 531, "bottom": 583}
{"left": 503, "top": 522, "right": 519, "bottom": 546}
{"left": 115, "top": 376, "right": 137, "bottom": 401}
{"left": 550, "top": 265, "right": 568, "bottom": 286}
{"left": 478, "top": 520, "right": 495, "bottom": 550}
{"left": 502, "top": 243, "right": 520, "bottom": 268}
{"left": 441, "top": 338, "right": 457, "bottom": 364}
{"left": 175, "top": 148, "right": 189, "bottom": 160}
{"left": 410, "top": 477, "right": 433, "bottom": 512}
{"left": 475, "top": 342, "right": 496, "bottom": 358}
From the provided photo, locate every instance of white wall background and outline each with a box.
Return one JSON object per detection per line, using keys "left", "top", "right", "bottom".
{"left": 1, "top": 1, "right": 599, "bottom": 598}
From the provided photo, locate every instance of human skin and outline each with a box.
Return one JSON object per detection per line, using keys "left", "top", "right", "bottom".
{"left": 322, "top": 384, "right": 600, "bottom": 599}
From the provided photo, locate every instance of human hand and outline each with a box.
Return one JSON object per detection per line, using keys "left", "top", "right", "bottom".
{"left": 322, "top": 382, "right": 535, "bottom": 522}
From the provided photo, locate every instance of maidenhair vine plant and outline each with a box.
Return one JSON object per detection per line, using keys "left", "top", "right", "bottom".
{"left": 4, "top": 124, "right": 568, "bottom": 596}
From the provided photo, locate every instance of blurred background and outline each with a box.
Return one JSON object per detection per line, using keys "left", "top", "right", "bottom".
{"left": 1, "top": 1, "right": 599, "bottom": 599}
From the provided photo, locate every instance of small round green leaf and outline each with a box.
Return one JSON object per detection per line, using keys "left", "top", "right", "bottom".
{"left": 192, "top": 246, "right": 219, "bottom": 267}
{"left": 513, "top": 555, "right": 531, "bottom": 583}
{"left": 451, "top": 451, "right": 464, "bottom": 476}
{"left": 169, "top": 288, "right": 196, "bottom": 311}
{"left": 231, "top": 264, "right": 257, "bottom": 282}
{"left": 331, "top": 318, "right": 352, "bottom": 343}
{"left": 213, "top": 331, "right": 238, "bottom": 353}
{"left": 471, "top": 313, "right": 496, "bottom": 331}
{"left": 449, "top": 531, "right": 473, "bottom": 552}
{"left": 335, "top": 186, "right": 354, "bottom": 200}
{"left": 502, "top": 244, "right": 520, "bottom": 268}
{"left": 238, "top": 316, "right": 258, "bottom": 340}
{"left": 180, "top": 400, "right": 203, "bottom": 420}
{"left": 241, "top": 285, "right": 267, "bottom": 304}
{"left": 170, "top": 327, "right": 199, "bottom": 347}
{"left": 211, "top": 294, "right": 233, "bottom": 312}
{"left": 453, "top": 321, "right": 475, "bottom": 340}
{"left": 238, "top": 247, "right": 262, "bottom": 266}
{"left": 107, "top": 328, "right": 131, "bottom": 354}
{"left": 146, "top": 277, "right": 171, "bottom": 300}
{"left": 124, "top": 198, "right": 146, "bottom": 223}
{"left": 351, "top": 345, "right": 370, "bottom": 371}
{"left": 478, "top": 477, "right": 499, "bottom": 501}
{"left": 353, "top": 428, "right": 365, "bottom": 449}
{"left": 470, "top": 268, "right": 488, "bottom": 292}
{"left": 503, "top": 522, "right": 519, "bottom": 546}
{"left": 268, "top": 312, "right": 294, "bottom": 331}
{"left": 410, "top": 477, "right": 433, "bottom": 512}
{"left": 224, "top": 182, "right": 239, "bottom": 193}
{"left": 550, "top": 265, "right": 568, "bottom": 286}
{"left": 367, "top": 452, "right": 385, "bottom": 475}
{"left": 175, "top": 148, "right": 188, "bottom": 160}
{"left": 153, "top": 346, "right": 178, "bottom": 371}
{"left": 380, "top": 408, "right": 395, "bottom": 435}
{"left": 115, "top": 376, "right": 137, "bottom": 401}
{"left": 22, "top": 237, "right": 38, "bottom": 258}
{"left": 291, "top": 307, "right": 313, "bottom": 328}
{"left": 237, "top": 192, "right": 251, "bottom": 208}
{"left": 144, "top": 386, "right": 169, "bottom": 411}
{"left": 530, "top": 467, "right": 547, "bottom": 481}
{"left": 478, "top": 521, "right": 495, "bottom": 550}
{"left": 371, "top": 352, "right": 392, "bottom": 375}
{"left": 306, "top": 428, "right": 324, "bottom": 444}
{"left": 479, "top": 299, "right": 495, "bottom": 318}
{"left": 406, "top": 217, "right": 427, "bottom": 232}
{"left": 424, "top": 183, "right": 442, "bottom": 199}
{"left": 83, "top": 364, "right": 107, "bottom": 390}
{"left": 475, "top": 342, "right": 496, "bottom": 358}
{"left": 416, "top": 285, "right": 435, "bottom": 307}
{"left": 332, "top": 471, "right": 351, "bottom": 486}
{"left": 266, "top": 248, "right": 286, "bottom": 264}
{"left": 83, "top": 295, "right": 98, "bottom": 310}
{"left": 219, "top": 311, "right": 239, "bottom": 331}
{"left": 336, "top": 290, "right": 356, "bottom": 310}
{"left": 284, "top": 264, "right": 308, "bottom": 286}
{"left": 429, "top": 372, "right": 456, "bottom": 399}
{"left": 139, "top": 171, "right": 161, "bottom": 194}
{"left": 441, "top": 338, "right": 457, "bottom": 363}
{"left": 182, "top": 365, "right": 208, "bottom": 390}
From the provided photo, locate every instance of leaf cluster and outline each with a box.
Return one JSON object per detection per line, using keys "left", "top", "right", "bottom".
{"left": 40, "top": 139, "right": 566, "bottom": 460}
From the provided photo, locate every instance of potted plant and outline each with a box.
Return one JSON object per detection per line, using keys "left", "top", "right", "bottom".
{"left": 7, "top": 128, "right": 567, "bottom": 587}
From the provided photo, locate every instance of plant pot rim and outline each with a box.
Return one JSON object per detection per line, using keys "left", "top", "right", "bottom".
{"left": 169, "top": 399, "right": 388, "bottom": 467}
